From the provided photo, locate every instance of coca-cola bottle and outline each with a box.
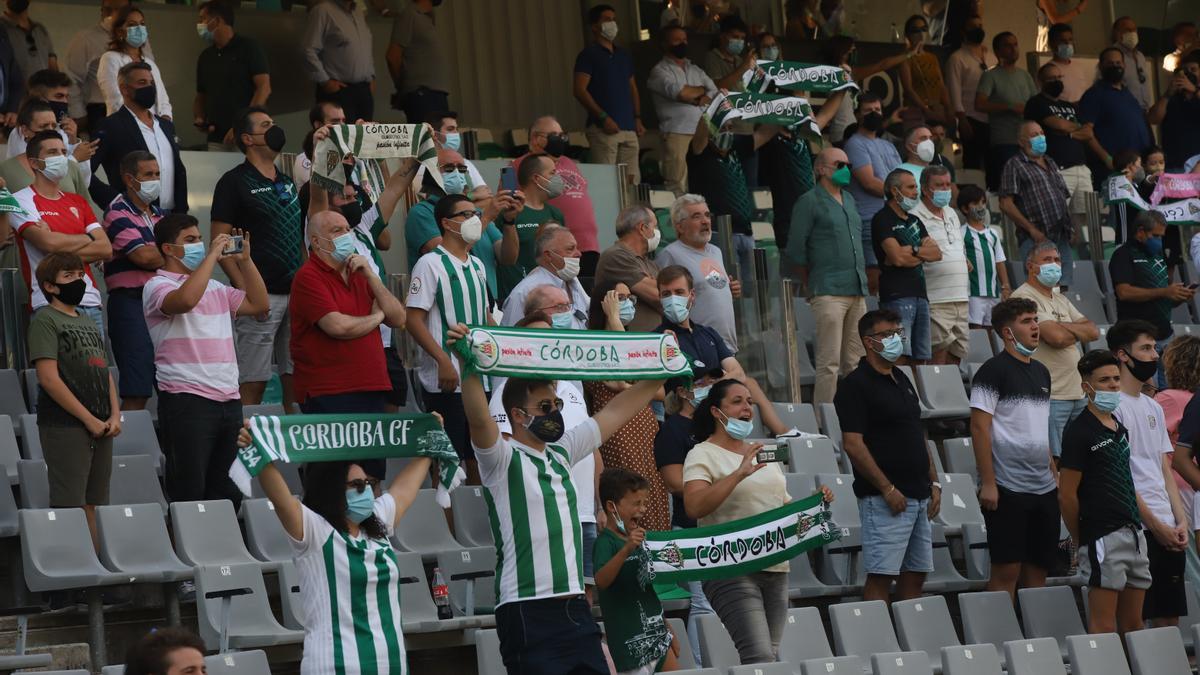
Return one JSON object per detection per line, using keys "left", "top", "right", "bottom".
{"left": 432, "top": 567, "right": 452, "bottom": 620}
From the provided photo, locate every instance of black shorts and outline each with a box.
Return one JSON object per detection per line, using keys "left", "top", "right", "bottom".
{"left": 495, "top": 596, "right": 606, "bottom": 675}
{"left": 982, "top": 486, "right": 1060, "bottom": 569}
{"left": 422, "top": 390, "right": 488, "bottom": 462}
{"left": 384, "top": 346, "right": 409, "bottom": 407}
{"left": 1143, "top": 533, "right": 1187, "bottom": 620}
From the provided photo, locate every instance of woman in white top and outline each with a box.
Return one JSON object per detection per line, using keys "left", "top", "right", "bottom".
{"left": 97, "top": 6, "right": 171, "bottom": 119}
{"left": 683, "top": 378, "right": 832, "bottom": 665}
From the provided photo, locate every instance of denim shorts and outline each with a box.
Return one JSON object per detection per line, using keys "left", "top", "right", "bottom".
{"left": 1048, "top": 398, "right": 1086, "bottom": 457}
{"left": 580, "top": 522, "right": 597, "bottom": 579}
{"left": 881, "top": 297, "right": 931, "bottom": 361}
{"left": 860, "top": 495, "right": 934, "bottom": 576}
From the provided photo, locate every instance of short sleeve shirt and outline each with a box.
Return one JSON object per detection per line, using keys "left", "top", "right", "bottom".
{"left": 969, "top": 351, "right": 1056, "bottom": 494}
{"left": 655, "top": 241, "right": 737, "bottom": 352}
{"left": 844, "top": 133, "right": 903, "bottom": 223}
{"left": 144, "top": 271, "right": 245, "bottom": 402}
{"left": 404, "top": 195, "right": 440, "bottom": 272}
{"left": 572, "top": 43, "right": 635, "bottom": 130}
{"left": 654, "top": 413, "right": 697, "bottom": 529}
{"left": 1114, "top": 393, "right": 1177, "bottom": 527}
{"left": 595, "top": 243, "right": 661, "bottom": 331}
{"left": 101, "top": 193, "right": 162, "bottom": 290}
{"left": 1109, "top": 240, "right": 1171, "bottom": 340}
{"left": 407, "top": 247, "right": 491, "bottom": 393}
{"left": 961, "top": 224, "right": 1007, "bottom": 298}
{"left": 1010, "top": 283, "right": 1086, "bottom": 400}
{"left": 592, "top": 528, "right": 671, "bottom": 671}
{"left": 27, "top": 306, "right": 110, "bottom": 428}
{"left": 655, "top": 319, "right": 731, "bottom": 373}
{"left": 195, "top": 34, "right": 269, "bottom": 142}
{"left": 976, "top": 66, "right": 1038, "bottom": 145}
{"left": 1023, "top": 93, "right": 1087, "bottom": 169}
{"left": 1059, "top": 408, "right": 1140, "bottom": 543}
{"left": 210, "top": 161, "right": 303, "bottom": 294}
{"left": 871, "top": 206, "right": 928, "bottom": 301}
{"left": 14, "top": 187, "right": 103, "bottom": 309}
{"left": 1077, "top": 83, "right": 1152, "bottom": 161}
{"left": 496, "top": 203, "right": 565, "bottom": 302}
{"left": 388, "top": 4, "right": 449, "bottom": 94}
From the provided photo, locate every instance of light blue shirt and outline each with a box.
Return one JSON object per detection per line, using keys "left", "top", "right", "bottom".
{"left": 844, "top": 133, "right": 903, "bottom": 224}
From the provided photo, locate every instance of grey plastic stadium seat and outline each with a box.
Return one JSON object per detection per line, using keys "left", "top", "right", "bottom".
{"left": 696, "top": 613, "right": 741, "bottom": 670}
{"left": 0, "top": 369, "right": 27, "bottom": 421}
{"left": 965, "top": 329, "right": 994, "bottom": 364}
{"left": 788, "top": 546, "right": 845, "bottom": 599}
{"left": 101, "top": 666, "right": 125, "bottom": 675}
{"left": 941, "top": 644, "right": 1003, "bottom": 675}
{"left": 19, "top": 508, "right": 129, "bottom": 592}
{"left": 436, "top": 546, "right": 497, "bottom": 615}
{"left": 829, "top": 600, "right": 901, "bottom": 661}
{"left": 1003, "top": 638, "right": 1067, "bottom": 675}
{"left": 788, "top": 437, "right": 840, "bottom": 475}
{"left": 771, "top": 402, "right": 820, "bottom": 433}
{"left": 1066, "top": 633, "right": 1132, "bottom": 675}
{"left": 872, "top": 651, "right": 932, "bottom": 675}
{"left": 241, "top": 498, "right": 293, "bottom": 563}
{"left": 915, "top": 365, "right": 972, "bottom": 418}
{"left": 961, "top": 523, "right": 990, "bottom": 581}
{"left": 1172, "top": 301, "right": 1194, "bottom": 325}
{"left": 384, "top": 457, "right": 431, "bottom": 490}
{"left": 1069, "top": 290, "right": 1112, "bottom": 326}
{"left": 170, "top": 500, "right": 272, "bottom": 570}
{"left": 29, "top": 670, "right": 90, "bottom": 675}
{"left": 667, "top": 617, "right": 696, "bottom": 669}
{"left": 394, "top": 550, "right": 480, "bottom": 632}
{"left": 936, "top": 473, "right": 984, "bottom": 530}
{"left": 801, "top": 655, "right": 865, "bottom": 675}
{"left": 20, "top": 367, "right": 38, "bottom": 415}
{"left": 107, "top": 454, "right": 167, "bottom": 512}
{"left": 1071, "top": 262, "right": 1111, "bottom": 321}
{"left": 193, "top": 562, "right": 303, "bottom": 651}
{"left": 1086, "top": 324, "right": 1110, "bottom": 351}
{"left": 96, "top": 504, "right": 193, "bottom": 582}
{"left": 925, "top": 441, "right": 946, "bottom": 476}
{"left": 204, "top": 649, "right": 272, "bottom": 675}
{"left": 729, "top": 664, "right": 794, "bottom": 675}
{"left": 242, "top": 404, "right": 284, "bottom": 419}
{"left": 0, "top": 415, "right": 19, "bottom": 484}
{"left": 778, "top": 606, "right": 834, "bottom": 667}
{"left": 17, "top": 458, "right": 48, "bottom": 509}
{"left": 814, "top": 473, "right": 862, "bottom": 587}
{"left": 19, "top": 413, "right": 41, "bottom": 458}
{"left": 111, "top": 409, "right": 163, "bottom": 468}
{"left": 390, "top": 488, "right": 464, "bottom": 561}
{"left": 925, "top": 524, "right": 976, "bottom": 592}
{"left": 959, "top": 592, "right": 1023, "bottom": 662}
{"left": 276, "top": 560, "right": 304, "bottom": 630}
{"left": 942, "top": 438, "right": 977, "bottom": 475}
{"left": 450, "top": 485, "right": 494, "bottom": 547}
{"left": 476, "top": 628, "right": 504, "bottom": 675}
{"left": 785, "top": 472, "right": 815, "bottom": 499}
{"left": 250, "top": 461, "right": 301, "bottom": 499}
{"left": 896, "top": 366, "right": 934, "bottom": 417}
{"left": 0, "top": 475, "right": 18, "bottom": 537}
{"left": 1125, "top": 627, "right": 1190, "bottom": 675}
{"left": 1177, "top": 581, "right": 1200, "bottom": 649}
{"left": 893, "top": 595, "right": 962, "bottom": 659}
{"left": 1017, "top": 586, "right": 1084, "bottom": 655}
{"left": 817, "top": 402, "right": 842, "bottom": 441}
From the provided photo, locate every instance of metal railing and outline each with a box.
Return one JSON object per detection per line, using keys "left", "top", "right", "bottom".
{"left": 0, "top": 268, "right": 27, "bottom": 369}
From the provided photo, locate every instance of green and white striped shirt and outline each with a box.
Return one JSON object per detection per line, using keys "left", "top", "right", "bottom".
{"left": 408, "top": 246, "right": 491, "bottom": 393}
{"left": 290, "top": 495, "right": 406, "bottom": 675}
{"left": 476, "top": 418, "right": 601, "bottom": 607}
{"left": 962, "top": 224, "right": 1007, "bottom": 298}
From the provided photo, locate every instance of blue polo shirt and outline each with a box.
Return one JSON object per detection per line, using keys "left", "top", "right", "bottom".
{"left": 573, "top": 42, "right": 635, "bottom": 130}
{"left": 1077, "top": 83, "right": 1152, "bottom": 159}
{"left": 655, "top": 319, "right": 732, "bottom": 373}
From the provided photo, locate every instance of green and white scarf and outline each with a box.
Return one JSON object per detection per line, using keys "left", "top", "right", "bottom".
{"left": 1105, "top": 174, "right": 1200, "bottom": 224}
{"left": 742, "top": 60, "right": 859, "bottom": 95}
{"left": 312, "top": 123, "right": 440, "bottom": 194}
{"left": 230, "top": 413, "right": 463, "bottom": 507}
{"left": 642, "top": 493, "right": 839, "bottom": 582}
{"left": 704, "top": 92, "right": 822, "bottom": 141}
{"left": 450, "top": 325, "right": 693, "bottom": 381}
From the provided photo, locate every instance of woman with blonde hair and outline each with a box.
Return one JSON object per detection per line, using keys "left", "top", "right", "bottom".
{"left": 1156, "top": 334, "right": 1200, "bottom": 526}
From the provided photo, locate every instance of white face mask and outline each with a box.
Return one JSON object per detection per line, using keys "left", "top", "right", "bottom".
{"left": 555, "top": 254, "right": 580, "bottom": 281}
{"left": 600, "top": 20, "right": 618, "bottom": 41}
{"left": 456, "top": 215, "right": 482, "bottom": 244}
{"left": 38, "top": 154, "right": 69, "bottom": 182}
{"left": 136, "top": 178, "right": 161, "bottom": 203}
{"left": 646, "top": 226, "right": 662, "bottom": 251}
{"left": 915, "top": 139, "right": 936, "bottom": 163}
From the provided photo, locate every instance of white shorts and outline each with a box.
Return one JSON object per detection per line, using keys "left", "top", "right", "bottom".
{"left": 1060, "top": 164, "right": 1094, "bottom": 215}
{"left": 968, "top": 296, "right": 1000, "bottom": 326}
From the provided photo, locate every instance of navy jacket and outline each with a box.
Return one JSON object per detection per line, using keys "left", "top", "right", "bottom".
{"left": 89, "top": 107, "right": 188, "bottom": 213}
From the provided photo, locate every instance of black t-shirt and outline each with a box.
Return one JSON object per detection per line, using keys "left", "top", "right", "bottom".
{"left": 654, "top": 413, "right": 697, "bottom": 529}
{"left": 834, "top": 359, "right": 931, "bottom": 499}
{"left": 196, "top": 34, "right": 269, "bottom": 142}
{"left": 1162, "top": 95, "right": 1200, "bottom": 170}
{"left": 759, "top": 134, "right": 815, "bottom": 248}
{"left": 1023, "top": 93, "right": 1087, "bottom": 169}
{"left": 655, "top": 320, "right": 733, "bottom": 372}
{"left": 871, "top": 205, "right": 929, "bottom": 301}
{"left": 687, "top": 144, "right": 752, "bottom": 235}
{"left": 1059, "top": 407, "right": 1141, "bottom": 543}
{"left": 1109, "top": 240, "right": 1172, "bottom": 340}
{"left": 210, "top": 161, "right": 304, "bottom": 294}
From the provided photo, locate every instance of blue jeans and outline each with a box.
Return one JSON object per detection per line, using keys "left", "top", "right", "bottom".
{"left": 580, "top": 522, "right": 597, "bottom": 580}
{"left": 78, "top": 304, "right": 105, "bottom": 344}
{"left": 495, "top": 596, "right": 606, "bottom": 675}
{"left": 733, "top": 233, "right": 755, "bottom": 282}
{"left": 1018, "top": 236, "right": 1074, "bottom": 288}
{"left": 1048, "top": 398, "right": 1087, "bottom": 458}
{"left": 1156, "top": 337, "right": 1171, "bottom": 391}
{"left": 882, "top": 297, "right": 931, "bottom": 361}
{"left": 860, "top": 495, "right": 934, "bottom": 576}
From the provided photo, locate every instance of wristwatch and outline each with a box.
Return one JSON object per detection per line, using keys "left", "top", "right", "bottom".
{"left": 931, "top": 481, "right": 942, "bottom": 490}
{"left": 85, "top": 231, "right": 95, "bottom": 241}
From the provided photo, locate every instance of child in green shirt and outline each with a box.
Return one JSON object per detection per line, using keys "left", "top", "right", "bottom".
{"left": 594, "top": 468, "right": 680, "bottom": 675}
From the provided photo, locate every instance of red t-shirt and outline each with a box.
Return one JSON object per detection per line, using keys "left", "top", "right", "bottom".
{"left": 14, "top": 188, "right": 102, "bottom": 309}
{"left": 289, "top": 255, "right": 389, "bottom": 402}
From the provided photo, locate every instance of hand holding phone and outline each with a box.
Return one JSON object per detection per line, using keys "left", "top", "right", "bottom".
{"left": 500, "top": 166, "right": 518, "bottom": 194}
{"left": 223, "top": 235, "right": 244, "bottom": 256}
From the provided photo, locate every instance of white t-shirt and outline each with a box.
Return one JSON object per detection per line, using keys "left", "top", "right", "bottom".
{"left": 913, "top": 201, "right": 969, "bottom": 304}
{"left": 1115, "top": 392, "right": 1177, "bottom": 528}
{"left": 488, "top": 380, "right": 595, "bottom": 523}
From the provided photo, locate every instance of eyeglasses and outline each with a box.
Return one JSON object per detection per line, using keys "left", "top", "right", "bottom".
{"left": 440, "top": 164, "right": 469, "bottom": 173}
{"left": 827, "top": 161, "right": 849, "bottom": 170}
{"left": 450, "top": 209, "right": 478, "bottom": 219}
{"left": 617, "top": 293, "right": 637, "bottom": 304}
{"left": 518, "top": 398, "right": 564, "bottom": 417}
{"left": 538, "top": 302, "right": 571, "bottom": 314}
{"left": 346, "top": 478, "right": 381, "bottom": 494}
{"left": 868, "top": 328, "right": 904, "bottom": 340}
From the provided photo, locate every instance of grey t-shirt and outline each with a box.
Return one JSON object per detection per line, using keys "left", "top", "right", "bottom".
{"left": 977, "top": 66, "right": 1038, "bottom": 146}
{"left": 656, "top": 240, "right": 737, "bottom": 352}
{"left": 389, "top": 4, "right": 449, "bottom": 94}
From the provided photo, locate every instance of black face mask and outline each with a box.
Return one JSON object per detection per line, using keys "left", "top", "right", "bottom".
{"left": 47, "top": 100, "right": 69, "bottom": 121}
{"left": 1122, "top": 351, "right": 1158, "bottom": 383}
{"left": 862, "top": 111, "right": 884, "bottom": 132}
{"left": 965, "top": 27, "right": 985, "bottom": 44}
{"left": 132, "top": 84, "right": 156, "bottom": 110}
{"left": 49, "top": 278, "right": 87, "bottom": 306}
{"left": 543, "top": 133, "right": 569, "bottom": 157}
{"left": 669, "top": 42, "right": 689, "bottom": 59}
{"left": 338, "top": 200, "right": 363, "bottom": 227}
{"left": 1043, "top": 80, "right": 1064, "bottom": 98}
{"left": 522, "top": 409, "right": 565, "bottom": 443}
{"left": 264, "top": 125, "right": 287, "bottom": 153}
{"left": 1101, "top": 65, "right": 1125, "bottom": 83}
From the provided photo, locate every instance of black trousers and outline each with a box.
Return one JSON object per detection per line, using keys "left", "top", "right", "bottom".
{"left": 158, "top": 391, "right": 244, "bottom": 508}
{"left": 317, "top": 80, "right": 374, "bottom": 123}
{"left": 396, "top": 86, "right": 449, "bottom": 125}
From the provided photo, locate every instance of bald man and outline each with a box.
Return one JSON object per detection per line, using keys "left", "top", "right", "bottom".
{"left": 785, "top": 147, "right": 869, "bottom": 403}
{"left": 999, "top": 121, "right": 1074, "bottom": 288}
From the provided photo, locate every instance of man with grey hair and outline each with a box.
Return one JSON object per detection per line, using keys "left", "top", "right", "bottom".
{"left": 896, "top": 125, "right": 935, "bottom": 185}
{"left": 1012, "top": 240, "right": 1098, "bottom": 458}
{"left": 656, "top": 193, "right": 740, "bottom": 350}
{"left": 912, "top": 164, "right": 969, "bottom": 364}
{"left": 595, "top": 204, "right": 664, "bottom": 331}
{"left": 501, "top": 225, "right": 590, "bottom": 328}
{"left": 998, "top": 120, "right": 1074, "bottom": 288}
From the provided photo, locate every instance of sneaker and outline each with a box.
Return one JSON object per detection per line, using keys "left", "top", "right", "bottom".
{"left": 177, "top": 580, "right": 196, "bottom": 602}
{"left": 775, "top": 427, "right": 827, "bottom": 440}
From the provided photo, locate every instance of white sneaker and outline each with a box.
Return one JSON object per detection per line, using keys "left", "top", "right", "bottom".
{"left": 775, "top": 427, "right": 827, "bottom": 440}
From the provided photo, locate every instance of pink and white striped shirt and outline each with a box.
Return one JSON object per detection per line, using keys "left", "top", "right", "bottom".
{"left": 143, "top": 270, "right": 245, "bottom": 402}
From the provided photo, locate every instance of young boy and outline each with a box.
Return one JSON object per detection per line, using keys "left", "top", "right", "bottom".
{"left": 959, "top": 185, "right": 1011, "bottom": 329}
{"left": 594, "top": 467, "right": 680, "bottom": 675}
{"left": 1059, "top": 349, "right": 1149, "bottom": 634}
{"left": 27, "top": 251, "right": 120, "bottom": 543}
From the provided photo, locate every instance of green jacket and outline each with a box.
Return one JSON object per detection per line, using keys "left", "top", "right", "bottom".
{"left": 785, "top": 183, "right": 868, "bottom": 297}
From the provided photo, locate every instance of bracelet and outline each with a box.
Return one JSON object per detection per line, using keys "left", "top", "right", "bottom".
{"left": 85, "top": 230, "right": 95, "bottom": 241}
{"left": 885, "top": 484, "right": 896, "bottom": 496}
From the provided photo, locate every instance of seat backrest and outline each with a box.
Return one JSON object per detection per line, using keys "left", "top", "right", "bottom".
{"left": 435, "top": 546, "right": 498, "bottom": 614}
{"left": 241, "top": 498, "right": 294, "bottom": 563}
{"left": 0, "top": 473, "right": 18, "bottom": 537}
{"left": 1017, "top": 586, "right": 1085, "bottom": 644}
{"left": 943, "top": 437, "right": 977, "bottom": 475}
{"left": 169, "top": 500, "right": 257, "bottom": 567}
{"left": 96, "top": 503, "right": 188, "bottom": 574}
{"left": 1125, "top": 627, "right": 1191, "bottom": 675}
{"left": 729, "top": 664, "right": 793, "bottom": 675}
{"left": 893, "top": 595, "right": 961, "bottom": 655}
{"left": 250, "top": 461, "right": 301, "bottom": 499}
{"left": 1179, "top": 581, "right": 1200, "bottom": 647}
{"left": 917, "top": 364, "right": 971, "bottom": 407}
{"left": 17, "top": 459, "right": 48, "bottom": 509}
{"left": 20, "top": 368, "right": 38, "bottom": 413}
{"left": 193, "top": 563, "right": 288, "bottom": 651}
{"left": 666, "top": 617, "right": 695, "bottom": 669}
{"left": 19, "top": 414, "right": 42, "bottom": 459}
{"left": 475, "top": 629, "right": 505, "bottom": 675}
{"left": 112, "top": 410, "right": 163, "bottom": 465}
{"left": 101, "top": 666, "right": 125, "bottom": 675}
{"left": 242, "top": 404, "right": 284, "bottom": 418}
{"left": 815, "top": 474, "right": 860, "bottom": 529}
{"left": 18, "top": 508, "right": 110, "bottom": 593}
{"left": 393, "top": 551, "right": 439, "bottom": 624}
{"left": 872, "top": 651, "right": 932, "bottom": 675}
{"left": 771, "top": 402, "right": 820, "bottom": 433}
{"left": 788, "top": 437, "right": 840, "bottom": 475}
{"left": 829, "top": 600, "right": 900, "bottom": 659}
{"left": 450, "top": 485, "right": 495, "bottom": 548}
{"left": 816, "top": 402, "right": 842, "bottom": 443}
{"left": 941, "top": 644, "right": 1004, "bottom": 675}
{"left": 0, "top": 369, "right": 27, "bottom": 419}
{"left": 107, "top": 454, "right": 166, "bottom": 511}
{"left": 937, "top": 473, "right": 984, "bottom": 529}
{"left": 960, "top": 592, "right": 1023, "bottom": 651}
{"left": 1066, "top": 633, "right": 1132, "bottom": 675}
{"left": 800, "top": 656, "right": 864, "bottom": 675}
{"left": 778, "top": 606, "right": 833, "bottom": 666}
{"left": 926, "top": 440, "right": 946, "bottom": 474}
{"left": 1004, "top": 638, "right": 1068, "bottom": 675}
{"left": 204, "top": 649, "right": 271, "bottom": 675}
{"left": 391, "top": 489, "right": 461, "bottom": 555}
{"left": 966, "top": 329, "right": 995, "bottom": 364}
{"left": 785, "top": 473, "right": 815, "bottom": 501}
{"left": 696, "top": 613, "right": 741, "bottom": 670}
{"left": 384, "top": 457, "right": 431, "bottom": 490}
{"left": 0, "top": 415, "right": 19, "bottom": 483}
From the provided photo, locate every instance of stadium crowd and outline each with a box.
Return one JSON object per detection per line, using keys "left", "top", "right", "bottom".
{"left": 2, "top": 0, "right": 1200, "bottom": 673}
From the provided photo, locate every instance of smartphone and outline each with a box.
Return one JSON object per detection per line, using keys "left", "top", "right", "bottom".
{"left": 223, "top": 235, "right": 244, "bottom": 256}
{"left": 1189, "top": 283, "right": 1199, "bottom": 290}
{"left": 500, "top": 166, "right": 518, "bottom": 194}
{"left": 755, "top": 443, "right": 789, "bottom": 464}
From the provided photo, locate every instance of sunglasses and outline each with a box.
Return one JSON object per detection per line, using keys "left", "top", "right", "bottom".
{"left": 518, "top": 398, "right": 564, "bottom": 417}
{"left": 440, "top": 164, "right": 469, "bottom": 173}
{"left": 346, "top": 478, "right": 381, "bottom": 494}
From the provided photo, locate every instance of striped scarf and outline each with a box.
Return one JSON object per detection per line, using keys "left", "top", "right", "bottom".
{"left": 1106, "top": 174, "right": 1200, "bottom": 224}
{"left": 312, "top": 123, "right": 439, "bottom": 194}
{"left": 742, "top": 61, "right": 860, "bottom": 95}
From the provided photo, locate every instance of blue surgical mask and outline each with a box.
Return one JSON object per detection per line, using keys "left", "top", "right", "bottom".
{"left": 760, "top": 45, "right": 780, "bottom": 61}
{"left": 441, "top": 170, "right": 467, "bottom": 195}
{"left": 1008, "top": 328, "right": 1036, "bottom": 356}
{"left": 1036, "top": 262, "right": 1062, "bottom": 287}
{"left": 931, "top": 189, "right": 952, "bottom": 208}
{"left": 1144, "top": 236, "right": 1164, "bottom": 257}
{"left": 1029, "top": 135, "right": 1047, "bottom": 157}
{"left": 690, "top": 383, "right": 712, "bottom": 406}
{"left": 551, "top": 310, "right": 574, "bottom": 329}
{"left": 345, "top": 488, "right": 375, "bottom": 524}
{"left": 1090, "top": 388, "right": 1121, "bottom": 413}
{"left": 1055, "top": 43, "right": 1074, "bottom": 60}
{"left": 618, "top": 298, "right": 635, "bottom": 325}
{"left": 661, "top": 295, "right": 690, "bottom": 323}
{"left": 718, "top": 409, "right": 754, "bottom": 440}
{"left": 899, "top": 195, "right": 920, "bottom": 212}
{"left": 178, "top": 242, "right": 205, "bottom": 271}
{"left": 727, "top": 38, "right": 745, "bottom": 55}
{"left": 324, "top": 232, "right": 356, "bottom": 262}
{"left": 443, "top": 132, "right": 462, "bottom": 152}
{"left": 126, "top": 24, "right": 148, "bottom": 47}
{"left": 874, "top": 333, "right": 904, "bottom": 362}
